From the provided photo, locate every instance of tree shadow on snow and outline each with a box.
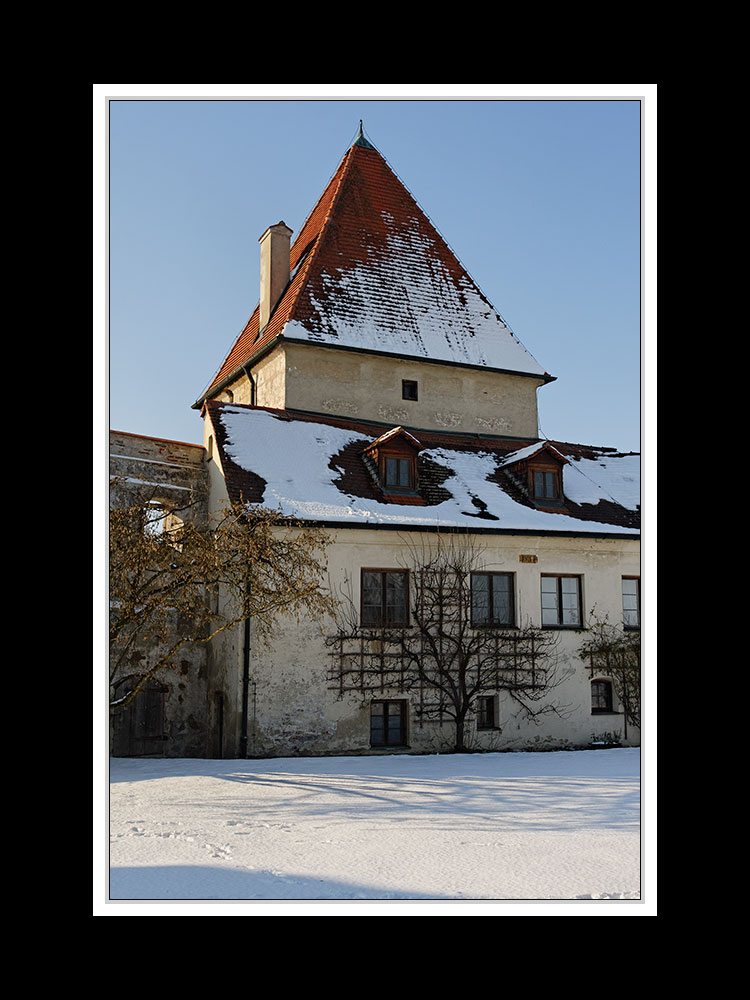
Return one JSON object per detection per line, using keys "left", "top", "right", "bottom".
{"left": 109, "top": 865, "right": 455, "bottom": 901}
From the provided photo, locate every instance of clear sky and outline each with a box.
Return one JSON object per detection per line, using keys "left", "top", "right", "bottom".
{"left": 103, "top": 87, "right": 649, "bottom": 454}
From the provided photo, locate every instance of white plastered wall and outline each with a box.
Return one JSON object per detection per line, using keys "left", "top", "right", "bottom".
{"left": 236, "top": 526, "right": 640, "bottom": 758}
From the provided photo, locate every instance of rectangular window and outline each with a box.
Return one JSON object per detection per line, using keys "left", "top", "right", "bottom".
{"left": 402, "top": 379, "right": 418, "bottom": 401}
{"left": 533, "top": 470, "right": 559, "bottom": 500}
{"left": 471, "top": 572, "right": 515, "bottom": 626}
{"left": 362, "top": 570, "right": 409, "bottom": 626}
{"left": 370, "top": 700, "right": 407, "bottom": 746}
{"left": 591, "top": 680, "right": 614, "bottom": 714}
{"left": 385, "top": 456, "right": 412, "bottom": 489}
{"left": 541, "top": 574, "right": 582, "bottom": 627}
{"left": 477, "top": 695, "right": 496, "bottom": 729}
{"left": 622, "top": 577, "right": 640, "bottom": 629}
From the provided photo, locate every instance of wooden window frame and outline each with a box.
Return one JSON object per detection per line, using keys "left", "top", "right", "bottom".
{"left": 591, "top": 679, "right": 614, "bottom": 714}
{"left": 540, "top": 573, "right": 583, "bottom": 628}
{"left": 361, "top": 568, "right": 410, "bottom": 627}
{"left": 370, "top": 699, "right": 408, "bottom": 747}
{"left": 401, "top": 379, "right": 418, "bottom": 401}
{"left": 382, "top": 454, "right": 415, "bottom": 490}
{"left": 530, "top": 467, "right": 561, "bottom": 502}
{"left": 470, "top": 572, "right": 516, "bottom": 628}
{"left": 622, "top": 576, "right": 640, "bottom": 630}
{"left": 477, "top": 694, "right": 497, "bottom": 730}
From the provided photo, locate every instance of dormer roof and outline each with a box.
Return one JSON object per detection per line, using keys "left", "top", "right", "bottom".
{"left": 498, "top": 441, "right": 570, "bottom": 469}
{"left": 196, "top": 130, "right": 553, "bottom": 407}
{"left": 362, "top": 426, "right": 423, "bottom": 455}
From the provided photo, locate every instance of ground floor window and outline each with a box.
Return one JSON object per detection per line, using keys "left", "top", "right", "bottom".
{"left": 477, "top": 695, "right": 497, "bottom": 729}
{"left": 370, "top": 700, "right": 407, "bottom": 746}
{"left": 591, "top": 679, "right": 614, "bottom": 714}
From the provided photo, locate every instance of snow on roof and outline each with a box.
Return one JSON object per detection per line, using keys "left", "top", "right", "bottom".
{"left": 364, "top": 426, "right": 423, "bottom": 451}
{"left": 200, "top": 139, "right": 552, "bottom": 404}
{"left": 498, "top": 441, "right": 570, "bottom": 467}
{"left": 215, "top": 406, "right": 639, "bottom": 535}
{"left": 562, "top": 453, "right": 641, "bottom": 511}
{"left": 281, "top": 221, "right": 548, "bottom": 375}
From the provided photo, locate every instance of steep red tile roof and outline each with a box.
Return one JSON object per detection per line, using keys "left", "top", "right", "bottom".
{"left": 196, "top": 135, "right": 552, "bottom": 406}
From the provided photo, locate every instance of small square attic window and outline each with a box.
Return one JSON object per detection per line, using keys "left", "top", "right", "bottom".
{"left": 402, "top": 380, "right": 418, "bottom": 401}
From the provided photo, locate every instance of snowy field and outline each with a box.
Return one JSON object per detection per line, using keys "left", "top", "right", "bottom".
{"left": 103, "top": 748, "right": 649, "bottom": 914}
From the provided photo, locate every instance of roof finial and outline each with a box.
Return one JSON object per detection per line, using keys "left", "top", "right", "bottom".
{"left": 353, "top": 120, "right": 376, "bottom": 150}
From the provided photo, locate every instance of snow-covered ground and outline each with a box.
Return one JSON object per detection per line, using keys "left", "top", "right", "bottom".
{"left": 103, "top": 748, "right": 649, "bottom": 914}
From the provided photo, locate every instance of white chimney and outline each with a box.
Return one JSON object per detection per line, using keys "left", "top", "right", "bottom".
{"left": 258, "top": 221, "right": 292, "bottom": 331}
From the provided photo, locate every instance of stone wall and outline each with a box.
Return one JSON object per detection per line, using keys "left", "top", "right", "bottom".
{"left": 109, "top": 430, "right": 212, "bottom": 757}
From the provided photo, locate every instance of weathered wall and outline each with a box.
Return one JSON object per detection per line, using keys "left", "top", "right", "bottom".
{"left": 109, "top": 430, "right": 208, "bottom": 522}
{"left": 109, "top": 430, "right": 212, "bottom": 757}
{"left": 214, "top": 527, "right": 640, "bottom": 759}
{"left": 283, "top": 341, "right": 544, "bottom": 437}
{"left": 218, "top": 341, "right": 544, "bottom": 437}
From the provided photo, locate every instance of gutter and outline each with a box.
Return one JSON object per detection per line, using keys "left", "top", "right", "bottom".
{"left": 239, "top": 581, "right": 251, "bottom": 758}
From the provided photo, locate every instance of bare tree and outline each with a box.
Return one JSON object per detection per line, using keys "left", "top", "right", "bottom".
{"left": 327, "top": 535, "right": 564, "bottom": 752}
{"left": 109, "top": 481, "right": 336, "bottom": 713}
{"left": 578, "top": 615, "right": 641, "bottom": 733}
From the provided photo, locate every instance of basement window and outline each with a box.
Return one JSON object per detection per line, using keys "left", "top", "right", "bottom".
{"left": 370, "top": 700, "right": 407, "bottom": 747}
{"left": 402, "top": 379, "right": 418, "bottom": 401}
{"left": 591, "top": 680, "right": 614, "bottom": 714}
{"left": 477, "top": 695, "right": 497, "bottom": 729}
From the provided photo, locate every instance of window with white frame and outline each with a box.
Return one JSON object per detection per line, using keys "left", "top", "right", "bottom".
{"left": 622, "top": 577, "right": 640, "bottom": 629}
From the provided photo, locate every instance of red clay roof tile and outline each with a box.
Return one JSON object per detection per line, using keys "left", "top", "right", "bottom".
{"left": 197, "top": 138, "right": 551, "bottom": 405}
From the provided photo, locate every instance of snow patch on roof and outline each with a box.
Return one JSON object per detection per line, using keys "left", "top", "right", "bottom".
{"left": 283, "top": 221, "right": 548, "bottom": 376}
{"left": 563, "top": 454, "right": 640, "bottom": 510}
{"left": 498, "top": 442, "right": 569, "bottom": 467}
{"left": 219, "top": 408, "right": 639, "bottom": 534}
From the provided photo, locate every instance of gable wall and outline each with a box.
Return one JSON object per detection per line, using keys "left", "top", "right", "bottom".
{"left": 213, "top": 339, "right": 544, "bottom": 438}
{"left": 233, "top": 342, "right": 541, "bottom": 436}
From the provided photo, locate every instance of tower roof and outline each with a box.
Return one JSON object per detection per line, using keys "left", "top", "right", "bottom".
{"left": 196, "top": 130, "right": 553, "bottom": 406}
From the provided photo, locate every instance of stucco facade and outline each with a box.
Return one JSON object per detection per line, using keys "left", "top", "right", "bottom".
{"left": 200, "top": 503, "right": 640, "bottom": 759}
{"left": 217, "top": 341, "right": 545, "bottom": 438}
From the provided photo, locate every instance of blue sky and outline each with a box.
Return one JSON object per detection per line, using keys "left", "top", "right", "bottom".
{"left": 104, "top": 88, "right": 647, "bottom": 454}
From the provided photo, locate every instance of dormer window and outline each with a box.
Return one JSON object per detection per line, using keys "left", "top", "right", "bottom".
{"left": 362, "top": 426, "right": 423, "bottom": 501}
{"left": 499, "top": 441, "right": 569, "bottom": 509}
{"left": 385, "top": 456, "right": 413, "bottom": 489}
{"left": 533, "top": 469, "right": 560, "bottom": 501}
